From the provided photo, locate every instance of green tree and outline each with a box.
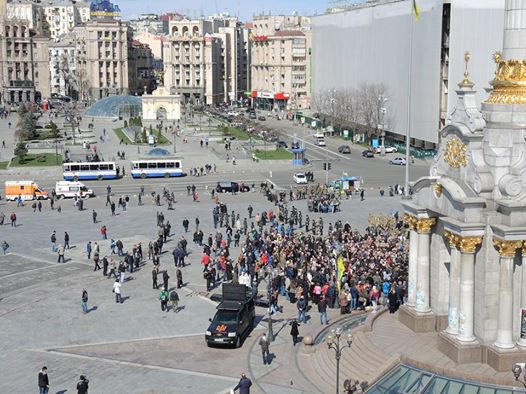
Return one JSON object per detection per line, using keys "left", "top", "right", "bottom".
{"left": 14, "top": 142, "right": 28, "bottom": 164}
{"left": 48, "top": 121, "right": 61, "bottom": 140}
{"left": 16, "top": 112, "right": 37, "bottom": 141}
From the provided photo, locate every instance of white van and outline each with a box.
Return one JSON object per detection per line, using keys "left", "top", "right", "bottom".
{"left": 315, "top": 136, "right": 326, "bottom": 146}
{"left": 55, "top": 181, "right": 94, "bottom": 199}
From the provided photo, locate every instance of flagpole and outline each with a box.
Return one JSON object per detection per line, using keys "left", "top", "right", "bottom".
{"left": 404, "top": 0, "right": 415, "bottom": 199}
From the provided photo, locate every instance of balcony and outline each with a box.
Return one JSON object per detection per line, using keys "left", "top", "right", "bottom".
{"left": 7, "top": 80, "right": 34, "bottom": 88}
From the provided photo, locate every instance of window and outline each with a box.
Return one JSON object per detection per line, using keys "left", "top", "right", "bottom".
{"left": 80, "top": 164, "right": 89, "bottom": 171}
{"left": 139, "top": 162, "right": 147, "bottom": 169}
{"left": 166, "top": 162, "right": 175, "bottom": 168}
{"left": 99, "top": 164, "right": 109, "bottom": 170}
{"left": 157, "top": 162, "right": 166, "bottom": 169}
{"left": 175, "top": 162, "right": 180, "bottom": 168}
{"left": 148, "top": 162, "right": 157, "bottom": 169}
{"left": 89, "top": 164, "right": 100, "bottom": 171}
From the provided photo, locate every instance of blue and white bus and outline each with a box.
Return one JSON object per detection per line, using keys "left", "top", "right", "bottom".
{"left": 131, "top": 159, "right": 184, "bottom": 179}
{"left": 63, "top": 162, "right": 118, "bottom": 181}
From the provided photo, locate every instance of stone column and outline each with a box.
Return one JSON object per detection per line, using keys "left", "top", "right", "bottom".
{"left": 457, "top": 236, "right": 482, "bottom": 342}
{"left": 519, "top": 242, "right": 526, "bottom": 347}
{"left": 494, "top": 239, "right": 521, "bottom": 349}
{"left": 405, "top": 214, "right": 418, "bottom": 307}
{"left": 444, "top": 230, "right": 461, "bottom": 335}
{"left": 415, "top": 218, "right": 436, "bottom": 313}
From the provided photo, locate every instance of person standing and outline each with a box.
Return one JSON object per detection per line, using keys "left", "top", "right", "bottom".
{"left": 100, "top": 225, "right": 107, "bottom": 240}
{"left": 57, "top": 244, "right": 65, "bottom": 263}
{"left": 290, "top": 319, "right": 300, "bottom": 346}
{"left": 318, "top": 296, "right": 328, "bottom": 325}
{"left": 38, "top": 366, "right": 49, "bottom": 394}
{"left": 92, "top": 210, "right": 97, "bottom": 224}
{"left": 113, "top": 280, "right": 122, "bottom": 303}
{"left": 162, "top": 271, "right": 170, "bottom": 290}
{"left": 152, "top": 267, "right": 158, "bottom": 289}
{"left": 159, "top": 287, "right": 169, "bottom": 312}
{"left": 51, "top": 231, "right": 57, "bottom": 252}
{"left": 176, "top": 268, "right": 183, "bottom": 288}
{"left": 86, "top": 241, "right": 92, "bottom": 260}
{"left": 259, "top": 334, "right": 270, "bottom": 365}
{"left": 76, "top": 375, "right": 89, "bottom": 394}
{"left": 64, "top": 232, "right": 70, "bottom": 249}
{"left": 297, "top": 295, "right": 307, "bottom": 324}
{"left": 233, "top": 373, "right": 252, "bottom": 394}
{"left": 81, "top": 289, "right": 88, "bottom": 314}
{"left": 169, "top": 289, "right": 179, "bottom": 312}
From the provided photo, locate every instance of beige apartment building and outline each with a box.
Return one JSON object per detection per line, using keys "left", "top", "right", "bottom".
{"left": 250, "top": 14, "right": 311, "bottom": 111}
{"left": 0, "top": 17, "right": 51, "bottom": 104}
{"left": 163, "top": 15, "right": 249, "bottom": 105}
{"left": 74, "top": 18, "right": 134, "bottom": 100}
{"left": 42, "top": 0, "right": 90, "bottom": 39}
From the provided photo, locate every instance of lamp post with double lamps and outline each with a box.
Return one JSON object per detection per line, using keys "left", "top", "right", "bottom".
{"left": 378, "top": 96, "right": 388, "bottom": 156}
{"left": 512, "top": 363, "right": 526, "bottom": 388}
{"left": 326, "top": 328, "right": 353, "bottom": 394}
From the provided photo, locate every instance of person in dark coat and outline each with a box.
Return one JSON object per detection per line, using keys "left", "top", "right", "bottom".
{"left": 76, "top": 375, "right": 89, "bottom": 394}
{"left": 233, "top": 373, "right": 252, "bottom": 394}
{"left": 388, "top": 287, "right": 399, "bottom": 313}
{"left": 152, "top": 268, "right": 158, "bottom": 289}
{"left": 290, "top": 319, "right": 300, "bottom": 346}
{"left": 162, "top": 271, "right": 170, "bottom": 290}
{"left": 38, "top": 366, "right": 49, "bottom": 394}
{"left": 176, "top": 268, "right": 183, "bottom": 288}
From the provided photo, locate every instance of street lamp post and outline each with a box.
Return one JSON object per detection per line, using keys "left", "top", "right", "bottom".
{"left": 173, "top": 132, "right": 176, "bottom": 153}
{"left": 512, "top": 363, "right": 526, "bottom": 389}
{"left": 378, "top": 96, "right": 388, "bottom": 156}
{"left": 326, "top": 328, "right": 353, "bottom": 394}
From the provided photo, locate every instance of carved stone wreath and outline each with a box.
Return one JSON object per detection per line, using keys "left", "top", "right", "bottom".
{"left": 444, "top": 136, "right": 468, "bottom": 169}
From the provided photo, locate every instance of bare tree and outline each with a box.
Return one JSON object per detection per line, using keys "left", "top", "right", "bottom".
{"left": 357, "top": 82, "right": 388, "bottom": 137}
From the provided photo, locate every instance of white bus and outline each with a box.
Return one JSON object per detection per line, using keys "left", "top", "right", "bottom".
{"left": 131, "top": 159, "right": 184, "bottom": 179}
{"left": 63, "top": 162, "right": 118, "bottom": 181}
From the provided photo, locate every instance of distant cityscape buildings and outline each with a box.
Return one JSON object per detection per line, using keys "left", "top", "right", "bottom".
{"left": 0, "top": 0, "right": 508, "bottom": 146}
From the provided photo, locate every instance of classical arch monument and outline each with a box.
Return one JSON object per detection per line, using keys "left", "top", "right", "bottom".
{"left": 142, "top": 86, "right": 182, "bottom": 121}
{"left": 401, "top": 1, "right": 526, "bottom": 371}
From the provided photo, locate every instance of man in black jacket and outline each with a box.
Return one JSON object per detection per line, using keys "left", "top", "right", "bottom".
{"left": 38, "top": 366, "right": 49, "bottom": 394}
{"left": 76, "top": 375, "right": 89, "bottom": 394}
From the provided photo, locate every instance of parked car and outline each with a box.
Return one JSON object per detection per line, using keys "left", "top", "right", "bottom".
{"left": 216, "top": 181, "right": 250, "bottom": 193}
{"left": 258, "top": 115, "right": 266, "bottom": 121}
{"left": 390, "top": 157, "right": 407, "bottom": 165}
{"left": 362, "top": 150, "right": 374, "bottom": 158}
{"left": 276, "top": 140, "right": 288, "bottom": 149}
{"left": 293, "top": 173, "right": 308, "bottom": 184}
{"left": 338, "top": 145, "right": 351, "bottom": 154}
{"left": 249, "top": 113, "right": 257, "bottom": 119}
{"left": 373, "top": 146, "right": 398, "bottom": 154}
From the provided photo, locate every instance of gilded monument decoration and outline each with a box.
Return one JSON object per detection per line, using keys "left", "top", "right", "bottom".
{"left": 493, "top": 239, "right": 522, "bottom": 257}
{"left": 444, "top": 136, "right": 468, "bottom": 169}
{"left": 486, "top": 51, "right": 526, "bottom": 104}
{"left": 416, "top": 218, "right": 436, "bottom": 233}
{"left": 444, "top": 230, "right": 460, "bottom": 249}
{"left": 433, "top": 183, "right": 443, "bottom": 198}
{"left": 458, "top": 236, "right": 482, "bottom": 254}
{"left": 403, "top": 214, "right": 417, "bottom": 230}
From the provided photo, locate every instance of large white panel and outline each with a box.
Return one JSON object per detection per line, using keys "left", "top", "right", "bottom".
{"left": 312, "top": 0, "right": 505, "bottom": 144}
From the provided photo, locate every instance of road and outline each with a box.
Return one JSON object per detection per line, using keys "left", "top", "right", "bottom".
{"left": 250, "top": 111, "right": 431, "bottom": 188}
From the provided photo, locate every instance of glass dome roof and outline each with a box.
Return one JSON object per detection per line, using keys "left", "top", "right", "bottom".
{"left": 85, "top": 95, "right": 142, "bottom": 118}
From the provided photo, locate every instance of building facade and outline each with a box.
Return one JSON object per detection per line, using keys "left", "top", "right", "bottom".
{"left": 6, "top": 1, "right": 44, "bottom": 30}
{"left": 129, "top": 13, "right": 164, "bottom": 35}
{"left": 311, "top": 0, "right": 505, "bottom": 147}
{"left": 129, "top": 39, "right": 155, "bottom": 95}
{"left": 49, "top": 34, "right": 77, "bottom": 98}
{"left": 0, "top": 19, "right": 51, "bottom": 104}
{"left": 42, "top": 0, "right": 90, "bottom": 39}
{"left": 163, "top": 15, "right": 249, "bottom": 105}
{"left": 74, "top": 18, "right": 134, "bottom": 100}
{"left": 250, "top": 14, "right": 311, "bottom": 111}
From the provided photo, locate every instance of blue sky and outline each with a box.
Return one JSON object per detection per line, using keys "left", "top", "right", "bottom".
{"left": 119, "top": 0, "right": 334, "bottom": 21}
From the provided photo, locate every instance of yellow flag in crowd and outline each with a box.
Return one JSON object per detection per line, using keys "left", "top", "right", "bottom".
{"left": 337, "top": 255, "right": 345, "bottom": 292}
{"left": 413, "top": 0, "right": 420, "bottom": 21}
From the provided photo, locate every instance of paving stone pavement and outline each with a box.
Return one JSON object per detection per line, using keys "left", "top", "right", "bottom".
{"left": 0, "top": 188, "right": 405, "bottom": 393}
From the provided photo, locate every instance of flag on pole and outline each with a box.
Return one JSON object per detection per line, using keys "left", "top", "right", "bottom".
{"left": 337, "top": 255, "right": 345, "bottom": 292}
{"left": 412, "top": 0, "right": 420, "bottom": 21}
